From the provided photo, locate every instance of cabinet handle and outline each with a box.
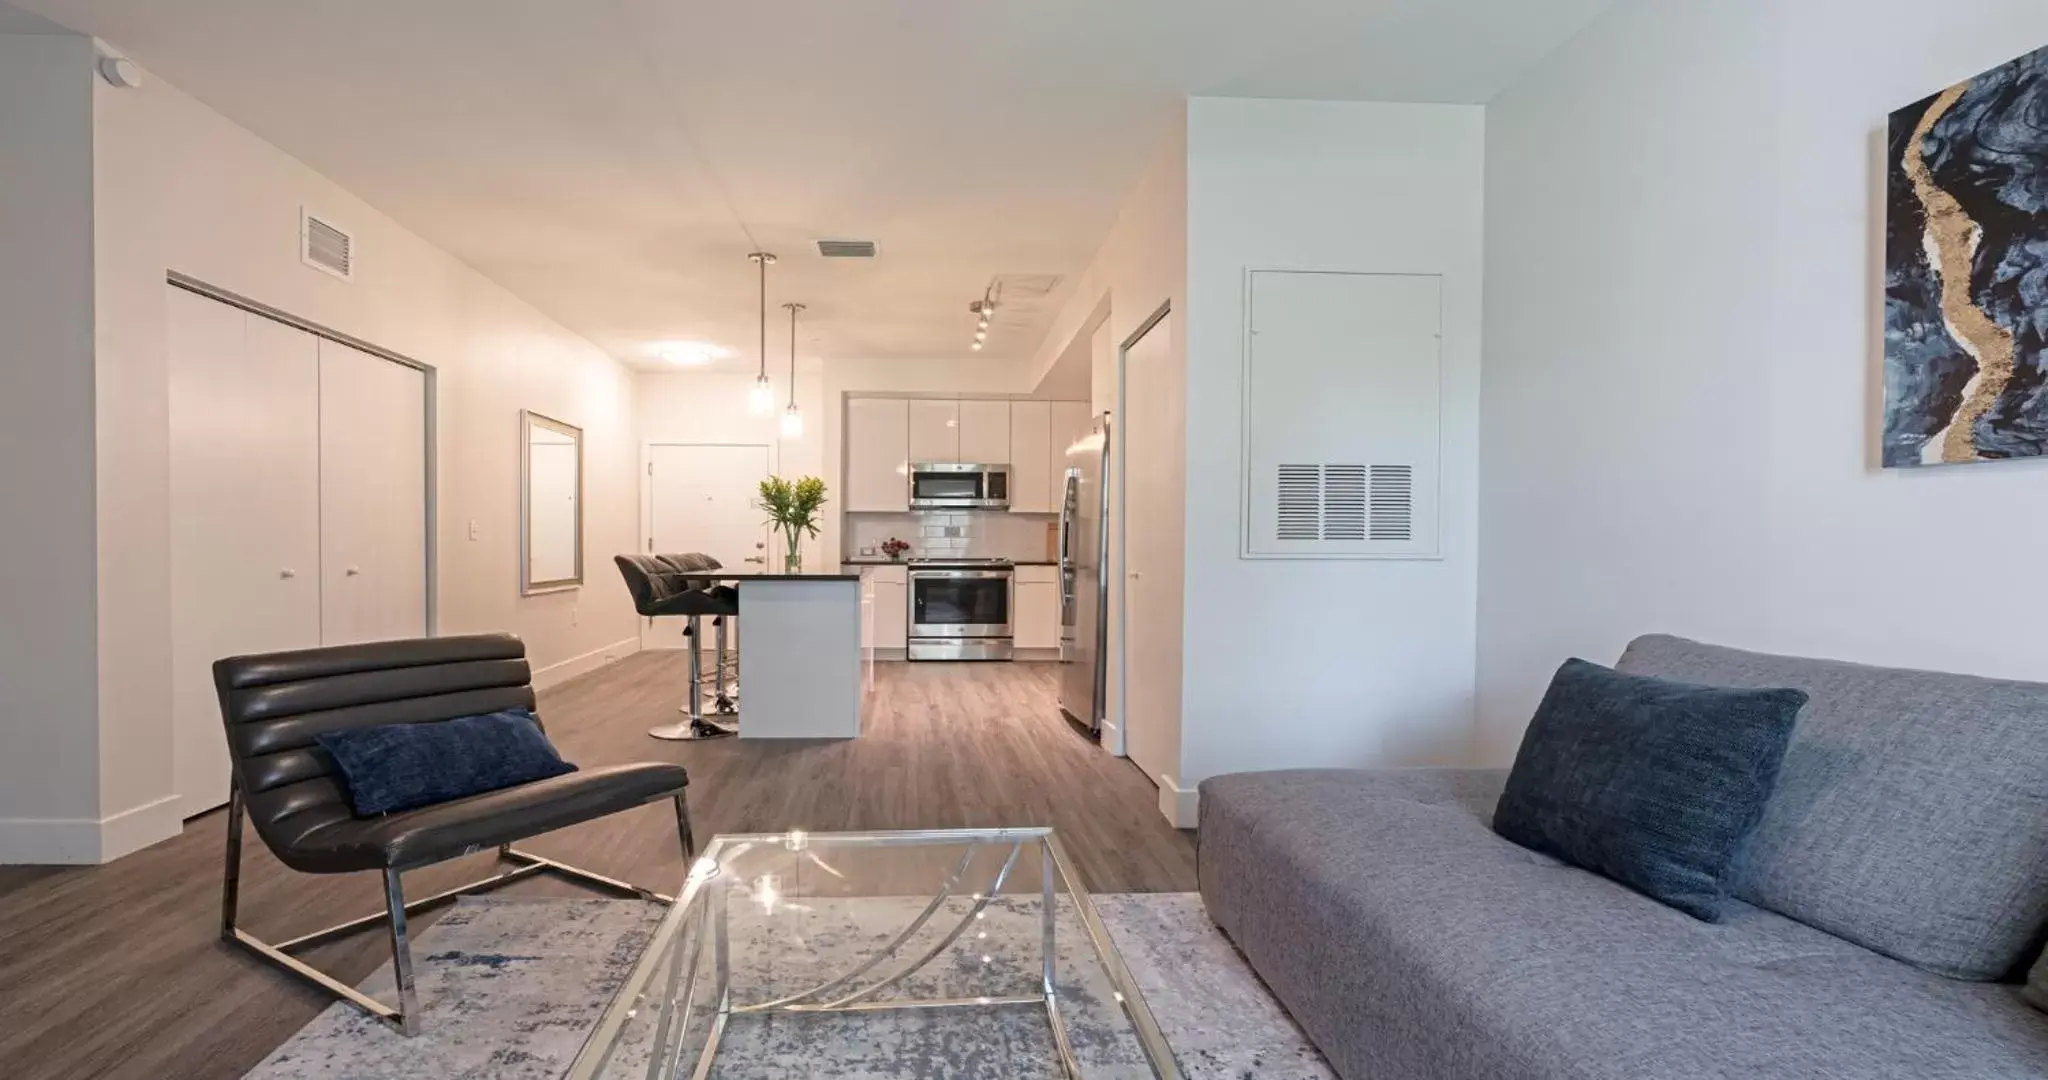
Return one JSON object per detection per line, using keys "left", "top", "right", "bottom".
{"left": 346, "top": 567, "right": 361, "bottom": 577}
{"left": 280, "top": 569, "right": 297, "bottom": 579}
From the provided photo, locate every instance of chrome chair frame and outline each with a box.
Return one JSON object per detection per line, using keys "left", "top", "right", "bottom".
{"left": 219, "top": 778, "right": 694, "bottom": 1037}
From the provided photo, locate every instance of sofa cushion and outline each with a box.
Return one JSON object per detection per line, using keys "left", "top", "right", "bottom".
{"left": 1199, "top": 769, "right": 2048, "bottom": 1080}
{"left": 314, "top": 707, "right": 577, "bottom": 817}
{"left": 1617, "top": 635, "right": 2048, "bottom": 980}
{"left": 1494, "top": 659, "right": 1806, "bottom": 921}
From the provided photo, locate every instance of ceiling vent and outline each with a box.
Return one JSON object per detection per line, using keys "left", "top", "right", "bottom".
{"left": 991, "top": 273, "right": 1064, "bottom": 299}
{"left": 300, "top": 208, "right": 355, "bottom": 282}
{"left": 816, "top": 239, "right": 877, "bottom": 258}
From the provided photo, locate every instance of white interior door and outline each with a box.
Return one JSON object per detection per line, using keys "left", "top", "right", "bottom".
{"left": 318, "top": 338, "right": 429, "bottom": 646}
{"left": 646, "top": 443, "right": 772, "bottom": 650}
{"left": 1121, "top": 312, "right": 1183, "bottom": 790}
{"left": 168, "top": 289, "right": 323, "bottom": 818}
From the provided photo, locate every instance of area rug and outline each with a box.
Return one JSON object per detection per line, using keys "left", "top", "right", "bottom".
{"left": 246, "top": 892, "right": 1332, "bottom": 1079}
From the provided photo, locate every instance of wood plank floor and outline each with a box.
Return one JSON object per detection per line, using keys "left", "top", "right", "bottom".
{"left": 0, "top": 656, "right": 1195, "bottom": 1080}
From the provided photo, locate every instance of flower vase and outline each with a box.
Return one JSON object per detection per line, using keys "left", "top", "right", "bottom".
{"left": 782, "top": 530, "right": 803, "bottom": 575}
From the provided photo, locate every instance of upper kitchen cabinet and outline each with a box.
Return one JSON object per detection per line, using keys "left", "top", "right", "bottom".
{"left": 957, "top": 400, "right": 1011, "bottom": 464}
{"left": 845, "top": 397, "right": 910, "bottom": 511}
{"left": 907, "top": 399, "right": 959, "bottom": 463}
{"left": 1008, "top": 400, "right": 1054, "bottom": 514}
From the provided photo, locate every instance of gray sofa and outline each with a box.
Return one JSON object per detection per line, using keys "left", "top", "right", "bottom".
{"left": 1199, "top": 635, "right": 2048, "bottom": 1079}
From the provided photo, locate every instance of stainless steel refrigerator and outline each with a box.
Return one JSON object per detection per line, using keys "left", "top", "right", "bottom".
{"left": 1058, "top": 414, "right": 1111, "bottom": 738}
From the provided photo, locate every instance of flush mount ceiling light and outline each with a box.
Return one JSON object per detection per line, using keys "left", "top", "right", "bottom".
{"left": 747, "top": 252, "right": 777, "bottom": 414}
{"left": 780, "top": 302, "right": 806, "bottom": 439}
{"left": 652, "top": 340, "right": 732, "bottom": 366}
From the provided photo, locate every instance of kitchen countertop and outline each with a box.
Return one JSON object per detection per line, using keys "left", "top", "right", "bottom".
{"left": 701, "top": 571, "right": 861, "bottom": 581}
{"left": 841, "top": 558, "right": 1058, "bottom": 567}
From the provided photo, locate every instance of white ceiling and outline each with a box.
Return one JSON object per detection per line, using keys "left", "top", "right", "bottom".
{"left": 0, "top": 1, "right": 62, "bottom": 32}
{"left": 8, "top": 0, "right": 1613, "bottom": 371}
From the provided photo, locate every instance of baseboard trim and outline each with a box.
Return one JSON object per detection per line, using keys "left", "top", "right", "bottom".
{"left": 0, "top": 792, "right": 182, "bottom": 865}
{"left": 1157, "top": 774, "right": 1200, "bottom": 829}
{"left": 99, "top": 794, "right": 182, "bottom": 862}
{"left": 533, "top": 636, "right": 642, "bottom": 691}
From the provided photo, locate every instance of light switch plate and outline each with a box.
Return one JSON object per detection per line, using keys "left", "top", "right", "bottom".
{"left": 467, "top": 519, "right": 480, "bottom": 541}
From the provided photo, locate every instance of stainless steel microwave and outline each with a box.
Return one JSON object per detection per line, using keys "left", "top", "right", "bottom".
{"left": 908, "top": 463, "right": 1009, "bottom": 510}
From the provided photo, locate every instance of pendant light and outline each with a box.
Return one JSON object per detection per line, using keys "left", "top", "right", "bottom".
{"left": 779, "top": 302, "right": 806, "bottom": 439}
{"left": 747, "top": 251, "right": 777, "bottom": 414}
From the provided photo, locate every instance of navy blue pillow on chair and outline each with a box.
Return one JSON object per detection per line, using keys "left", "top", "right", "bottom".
{"left": 315, "top": 708, "right": 578, "bottom": 817}
{"left": 1493, "top": 659, "right": 1806, "bottom": 922}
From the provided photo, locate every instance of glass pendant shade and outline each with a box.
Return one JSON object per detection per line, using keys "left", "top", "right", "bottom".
{"left": 779, "top": 403, "right": 804, "bottom": 439}
{"left": 749, "top": 375, "right": 775, "bottom": 414}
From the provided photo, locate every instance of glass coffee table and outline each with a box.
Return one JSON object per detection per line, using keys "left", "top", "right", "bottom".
{"left": 567, "top": 827, "right": 1180, "bottom": 1079}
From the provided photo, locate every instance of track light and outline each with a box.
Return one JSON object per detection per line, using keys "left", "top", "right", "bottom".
{"left": 969, "top": 295, "right": 998, "bottom": 353}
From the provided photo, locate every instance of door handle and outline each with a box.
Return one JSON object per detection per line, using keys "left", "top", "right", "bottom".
{"left": 744, "top": 556, "right": 765, "bottom": 564}
{"left": 345, "top": 566, "right": 361, "bottom": 577}
{"left": 280, "top": 569, "right": 297, "bottom": 580}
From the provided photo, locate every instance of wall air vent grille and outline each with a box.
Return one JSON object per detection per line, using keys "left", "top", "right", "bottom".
{"left": 1369, "top": 465, "right": 1415, "bottom": 541}
{"left": 1273, "top": 465, "right": 1394, "bottom": 543}
{"left": 816, "top": 239, "right": 877, "bottom": 258}
{"left": 1276, "top": 465, "right": 1322, "bottom": 541}
{"left": 1323, "top": 465, "right": 1369, "bottom": 541}
{"left": 301, "top": 209, "right": 355, "bottom": 281}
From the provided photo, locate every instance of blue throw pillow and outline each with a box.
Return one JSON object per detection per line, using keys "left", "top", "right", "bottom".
{"left": 1493, "top": 659, "right": 1806, "bottom": 922}
{"left": 314, "top": 708, "right": 577, "bottom": 817}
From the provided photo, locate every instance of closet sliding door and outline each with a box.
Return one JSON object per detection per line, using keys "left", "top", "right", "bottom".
{"left": 168, "top": 288, "right": 323, "bottom": 820}
{"left": 318, "top": 339, "right": 428, "bottom": 646}
{"left": 169, "top": 285, "right": 431, "bottom": 817}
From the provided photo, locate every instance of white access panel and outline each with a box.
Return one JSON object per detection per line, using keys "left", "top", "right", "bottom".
{"left": 1243, "top": 271, "right": 1442, "bottom": 560}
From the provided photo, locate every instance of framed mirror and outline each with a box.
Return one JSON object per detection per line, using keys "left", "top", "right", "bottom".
{"left": 521, "top": 410, "right": 583, "bottom": 594}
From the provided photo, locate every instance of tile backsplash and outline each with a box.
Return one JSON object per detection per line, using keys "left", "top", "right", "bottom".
{"left": 846, "top": 511, "right": 1058, "bottom": 562}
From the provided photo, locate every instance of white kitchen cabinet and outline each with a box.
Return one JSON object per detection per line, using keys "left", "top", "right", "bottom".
{"left": 845, "top": 398, "right": 910, "bottom": 511}
{"left": 1008, "top": 400, "right": 1053, "bottom": 514}
{"left": 957, "top": 399, "right": 1011, "bottom": 464}
{"left": 907, "top": 399, "right": 960, "bottom": 463}
{"left": 852, "top": 564, "right": 909, "bottom": 649}
{"left": 1014, "top": 565, "right": 1061, "bottom": 650}
{"left": 873, "top": 575, "right": 908, "bottom": 650}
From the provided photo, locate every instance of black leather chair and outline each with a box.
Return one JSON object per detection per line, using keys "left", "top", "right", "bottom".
{"left": 214, "top": 633, "right": 692, "bottom": 1036}
{"left": 615, "top": 553, "right": 740, "bottom": 740}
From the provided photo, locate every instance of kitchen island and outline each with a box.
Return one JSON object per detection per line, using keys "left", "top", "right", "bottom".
{"left": 658, "top": 571, "right": 863, "bottom": 741}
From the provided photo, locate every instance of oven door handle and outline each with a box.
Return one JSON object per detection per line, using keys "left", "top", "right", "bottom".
{"left": 909, "top": 570, "right": 1011, "bottom": 581}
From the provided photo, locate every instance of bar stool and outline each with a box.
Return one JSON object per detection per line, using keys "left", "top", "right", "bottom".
{"left": 613, "top": 554, "right": 740, "bottom": 740}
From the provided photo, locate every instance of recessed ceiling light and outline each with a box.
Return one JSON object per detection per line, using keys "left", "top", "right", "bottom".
{"left": 652, "top": 340, "right": 733, "bottom": 366}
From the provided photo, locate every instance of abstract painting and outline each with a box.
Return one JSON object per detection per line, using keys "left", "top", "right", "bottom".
{"left": 1884, "top": 44, "right": 2048, "bottom": 468}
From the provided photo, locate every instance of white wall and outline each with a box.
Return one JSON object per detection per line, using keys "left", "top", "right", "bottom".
{"left": 0, "top": 34, "right": 103, "bottom": 860}
{"left": 52, "top": 46, "right": 646, "bottom": 861}
{"left": 1477, "top": 0, "right": 2048, "bottom": 762}
{"left": 1180, "top": 98, "right": 1486, "bottom": 787}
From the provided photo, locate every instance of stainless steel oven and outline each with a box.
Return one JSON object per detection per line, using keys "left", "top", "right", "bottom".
{"left": 908, "top": 463, "right": 1010, "bottom": 510}
{"left": 907, "top": 560, "right": 1014, "bottom": 661}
